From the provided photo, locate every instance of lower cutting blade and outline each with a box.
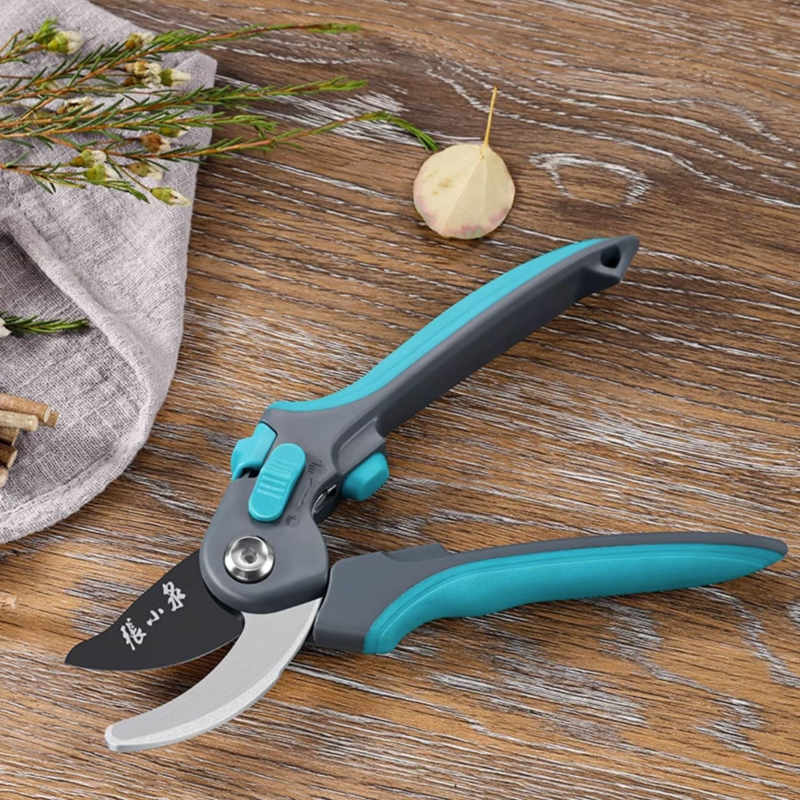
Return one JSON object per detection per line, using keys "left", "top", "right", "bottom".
{"left": 105, "top": 598, "right": 321, "bottom": 752}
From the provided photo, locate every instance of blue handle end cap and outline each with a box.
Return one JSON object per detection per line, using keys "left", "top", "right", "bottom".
{"left": 342, "top": 452, "right": 390, "bottom": 501}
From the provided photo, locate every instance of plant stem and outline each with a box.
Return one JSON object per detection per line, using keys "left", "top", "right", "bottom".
{"left": 482, "top": 85, "right": 498, "bottom": 155}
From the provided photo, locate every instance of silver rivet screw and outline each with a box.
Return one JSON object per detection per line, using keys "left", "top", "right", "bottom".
{"left": 224, "top": 536, "right": 274, "bottom": 583}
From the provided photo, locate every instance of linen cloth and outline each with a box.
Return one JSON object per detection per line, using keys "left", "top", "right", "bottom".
{"left": 0, "top": 0, "right": 216, "bottom": 542}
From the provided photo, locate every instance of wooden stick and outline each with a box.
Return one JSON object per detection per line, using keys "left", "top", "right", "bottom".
{"left": 0, "top": 467, "right": 8, "bottom": 488}
{"left": 0, "top": 392, "right": 51, "bottom": 424}
{"left": 44, "top": 408, "right": 59, "bottom": 428}
{"left": 0, "top": 443, "right": 17, "bottom": 468}
{"left": 0, "top": 426, "right": 19, "bottom": 446}
{"left": 0, "top": 410, "right": 37, "bottom": 431}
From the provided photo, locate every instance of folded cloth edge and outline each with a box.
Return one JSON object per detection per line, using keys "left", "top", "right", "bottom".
{"left": 0, "top": 0, "right": 217, "bottom": 542}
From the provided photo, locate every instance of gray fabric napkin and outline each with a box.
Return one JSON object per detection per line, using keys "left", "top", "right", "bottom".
{"left": 0, "top": 0, "right": 216, "bottom": 542}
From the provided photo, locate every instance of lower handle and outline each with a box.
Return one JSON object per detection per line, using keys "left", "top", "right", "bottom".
{"left": 312, "top": 532, "right": 786, "bottom": 654}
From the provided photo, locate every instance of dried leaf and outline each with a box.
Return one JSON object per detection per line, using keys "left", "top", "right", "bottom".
{"left": 413, "top": 143, "right": 515, "bottom": 239}
{"left": 413, "top": 86, "right": 514, "bottom": 239}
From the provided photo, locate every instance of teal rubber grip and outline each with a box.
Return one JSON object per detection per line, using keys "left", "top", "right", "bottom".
{"left": 272, "top": 239, "right": 599, "bottom": 413}
{"left": 365, "top": 543, "right": 781, "bottom": 653}
{"left": 311, "top": 533, "right": 787, "bottom": 654}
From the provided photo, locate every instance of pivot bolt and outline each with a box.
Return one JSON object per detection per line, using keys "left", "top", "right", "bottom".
{"left": 224, "top": 535, "right": 274, "bottom": 583}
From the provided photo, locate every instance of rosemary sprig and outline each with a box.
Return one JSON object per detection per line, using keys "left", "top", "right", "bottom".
{"left": 0, "top": 313, "right": 90, "bottom": 335}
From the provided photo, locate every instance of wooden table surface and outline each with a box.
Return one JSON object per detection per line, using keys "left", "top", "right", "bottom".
{"left": 1, "top": 0, "right": 798, "bottom": 798}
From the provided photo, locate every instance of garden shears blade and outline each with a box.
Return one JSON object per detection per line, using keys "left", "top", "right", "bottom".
{"left": 66, "top": 550, "right": 243, "bottom": 672}
{"left": 104, "top": 599, "right": 320, "bottom": 752}
{"left": 66, "top": 236, "right": 788, "bottom": 752}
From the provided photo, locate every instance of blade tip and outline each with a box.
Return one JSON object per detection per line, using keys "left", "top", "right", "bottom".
{"left": 105, "top": 718, "right": 189, "bottom": 753}
{"left": 64, "top": 642, "right": 110, "bottom": 671}
{"left": 105, "top": 723, "right": 150, "bottom": 753}
{"left": 105, "top": 723, "right": 127, "bottom": 753}
{"left": 64, "top": 642, "right": 86, "bottom": 668}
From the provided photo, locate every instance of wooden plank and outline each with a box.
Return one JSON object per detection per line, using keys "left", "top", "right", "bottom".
{"left": 0, "top": 1, "right": 797, "bottom": 799}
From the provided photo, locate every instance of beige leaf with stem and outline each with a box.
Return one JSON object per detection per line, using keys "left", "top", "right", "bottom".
{"left": 414, "top": 87, "right": 514, "bottom": 239}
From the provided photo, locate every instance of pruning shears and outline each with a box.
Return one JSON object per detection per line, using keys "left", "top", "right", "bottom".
{"left": 67, "top": 236, "right": 787, "bottom": 752}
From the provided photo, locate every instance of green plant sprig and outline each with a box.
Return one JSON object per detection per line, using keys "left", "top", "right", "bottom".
{"left": 0, "top": 22, "right": 361, "bottom": 105}
{"left": 0, "top": 18, "right": 436, "bottom": 204}
{"left": 1, "top": 108, "right": 434, "bottom": 200}
{"left": 0, "top": 78, "right": 370, "bottom": 141}
{"left": 0, "top": 19, "right": 435, "bottom": 340}
{"left": 0, "top": 313, "right": 90, "bottom": 335}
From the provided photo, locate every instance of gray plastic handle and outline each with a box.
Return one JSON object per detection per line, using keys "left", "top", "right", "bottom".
{"left": 269, "top": 236, "right": 639, "bottom": 437}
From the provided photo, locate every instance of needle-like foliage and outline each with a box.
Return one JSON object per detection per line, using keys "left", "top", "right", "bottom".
{"left": 0, "top": 19, "right": 435, "bottom": 335}
{"left": 0, "top": 313, "right": 89, "bottom": 335}
{"left": 0, "top": 18, "right": 435, "bottom": 203}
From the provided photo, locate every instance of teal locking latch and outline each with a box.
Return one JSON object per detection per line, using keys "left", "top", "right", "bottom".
{"left": 248, "top": 443, "right": 307, "bottom": 522}
{"left": 341, "top": 452, "right": 390, "bottom": 501}
{"left": 231, "top": 423, "right": 277, "bottom": 480}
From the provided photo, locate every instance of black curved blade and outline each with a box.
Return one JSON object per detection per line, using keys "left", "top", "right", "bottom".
{"left": 66, "top": 550, "right": 244, "bottom": 672}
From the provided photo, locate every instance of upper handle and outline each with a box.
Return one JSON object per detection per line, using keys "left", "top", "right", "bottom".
{"left": 312, "top": 532, "right": 787, "bottom": 653}
{"left": 270, "top": 236, "right": 638, "bottom": 437}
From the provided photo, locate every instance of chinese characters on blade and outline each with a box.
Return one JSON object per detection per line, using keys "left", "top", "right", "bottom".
{"left": 121, "top": 581, "right": 187, "bottom": 651}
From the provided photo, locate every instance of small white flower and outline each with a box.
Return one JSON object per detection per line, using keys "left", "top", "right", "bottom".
{"left": 160, "top": 68, "right": 191, "bottom": 88}
{"left": 60, "top": 96, "right": 95, "bottom": 115}
{"left": 124, "top": 60, "right": 148, "bottom": 77}
{"left": 124, "top": 59, "right": 162, "bottom": 85}
{"left": 128, "top": 161, "right": 164, "bottom": 181}
{"left": 46, "top": 30, "right": 84, "bottom": 55}
{"left": 70, "top": 149, "right": 107, "bottom": 168}
{"left": 125, "top": 32, "right": 155, "bottom": 49}
{"left": 0, "top": 319, "right": 10, "bottom": 338}
{"left": 85, "top": 162, "right": 118, "bottom": 184}
{"left": 140, "top": 132, "right": 172, "bottom": 155}
{"left": 151, "top": 187, "right": 191, "bottom": 206}
{"left": 159, "top": 124, "right": 188, "bottom": 138}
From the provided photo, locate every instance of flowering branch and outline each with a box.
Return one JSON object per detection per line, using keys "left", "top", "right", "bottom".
{"left": 0, "top": 18, "right": 436, "bottom": 204}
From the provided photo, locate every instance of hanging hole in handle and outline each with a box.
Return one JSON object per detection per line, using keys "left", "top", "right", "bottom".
{"left": 600, "top": 245, "right": 621, "bottom": 269}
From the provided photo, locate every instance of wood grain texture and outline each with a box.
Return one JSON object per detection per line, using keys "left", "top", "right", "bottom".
{"left": 1, "top": 0, "right": 798, "bottom": 798}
